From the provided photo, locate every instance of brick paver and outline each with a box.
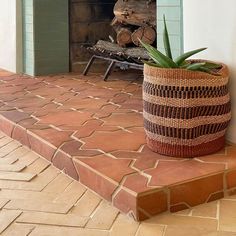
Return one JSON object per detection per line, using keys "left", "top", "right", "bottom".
{"left": 0, "top": 133, "right": 234, "bottom": 235}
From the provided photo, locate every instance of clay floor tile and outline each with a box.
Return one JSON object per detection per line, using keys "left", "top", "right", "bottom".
{"left": 95, "top": 80, "right": 130, "bottom": 90}
{"left": 100, "top": 104, "right": 119, "bottom": 113}
{"left": 81, "top": 127, "right": 145, "bottom": 152}
{"left": 39, "top": 103, "right": 60, "bottom": 112}
{"left": 73, "top": 119, "right": 104, "bottom": 139}
{"left": 74, "top": 160, "right": 118, "bottom": 201}
{"left": 60, "top": 140, "right": 83, "bottom": 156}
{"left": 96, "top": 126, "right": 121, "bottom": 132}
{"left": 39, "top": 110, "right": 93, "bottom": 127}
{"left": 102, "top": 112, "right": 143, "bottom": 128}
{"left": 52, "top": 151, "right": 79, "bottom": 180}
{"left": 140, "top": 144, "right": 186, "bottom": 161}
{"left": 30, "top": 128, "right": 73, "bottom": 148}
{"left": 112, "top": 146, "right": 184, "bottom": 165}
{"left": 170, "top": 173, "right": 224, "bottom": 208}
{"left": 138, "top": 190, "right": 168, "bottom": 219}
{"left": 33, "top": 108, "right": 60, "bottom": 118}
{"left": 164, "top": 225, "right": 218, "bottom": 236}
{"left": 146, "top": 213, "right": 218, "bottom": 230}
{"left": 9, "top": 97, "right": 50, "bottom": 109}
{"left": 133, "top": 156, "right": 164, "bottom": 171}
{"left": 72, "top": 83, "right": 95, "bottom": 93}
{"left": 24, "top": 83, "right": 43, "bottom": 92}
{"left": 77, "top": 155, "right": 136, "bottom": 183}
{"left": 226, "top": 169, "right": 236, "bottom": 189}
{"left": 192, "top": 201, "right": 217, "bottom": 218}
{"left": 123, "top": 84, "right": 142, "bottom": 94}
{"left": 170, "top": 203, "right": 189, "bottom": 212}
{"left": 1, "top": 110, "right": 31, "bottom": 123}
{"left": 0, "top": 106, "right": 16, "bottom": 113}
{"left": 38, "top": 76, "right": 58, "bottom": 83}
{"left": 197, "top": 146, "right": 236, "bottom": 170}
{"left": 145, "top": 159, "right": 225, "bottom": 187}
{"left": 111, "top": 93, "right": 131, "bottom": 104}
{"left": 113, "top": 189, "right": 137, "bottom": 217}
{"left": 0, "top": 118, "right": 15, "bottom": 137}
{"left": 0, "top": 93, "right": 25, "bottom": 103}
{"left": 12, "top": 126, "right": 30, "bottom": 148}
{"left": 122, "top": 174, "right": 153, "bottom": 193}
{"left": 109, "top": 213, "right": 139, "bottom": 236}
{"left": 23, "top": 124, "right": 49, "bottom": 131}
{"left": 1, "top": 76, "right": 26, "bottom": 83}
{"left": 0, "top": 86, "right": 23, "bottom": 95}
{"left": 53, "top": 93, "right": 75, "bottom": 104}
{"left": 208, "top": 191, "right": 224, "bottom": 202}
{"left": 72, "top": 149, "right": 102, "bottom": 157}
{"left": 136, "top": 223, "right": 165, "bottom": 236}
{"left": 62, "top": 97, "right": 107, "bottom": 111}
{"left": 27, "top": 133, "right": 56, "bottom": 161}
{"left": 121, "top": 98, "right": 143, "bottom": 112}
{"left": 219, "top": 200, "right": 236, "bottom": 232}
{"left": 52, "top": 79, "right": 85, "bottom": 89}
{"left": 79, "top": 87, "right": 118, "bottom": 100}
{"left": 93, "top": 104, "right": 119, "bottom": 119}
{"left": 30, "top": 86, "right": 65, "bottom": 98}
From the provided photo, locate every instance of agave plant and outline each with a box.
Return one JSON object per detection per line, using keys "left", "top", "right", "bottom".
{"left": 141, "top": 15, "right": 221, "bottom": 74}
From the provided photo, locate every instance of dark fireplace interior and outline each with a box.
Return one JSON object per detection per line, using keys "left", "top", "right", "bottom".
{"left": 69, "top": 0, "right": 116, "bottom": 72}
{"left": 69, "top": 0, "right": 156, "bottom": 74}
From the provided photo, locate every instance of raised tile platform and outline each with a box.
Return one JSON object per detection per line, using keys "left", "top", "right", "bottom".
{"left": 0, "top": 69, "right": 236, "bottom": 221}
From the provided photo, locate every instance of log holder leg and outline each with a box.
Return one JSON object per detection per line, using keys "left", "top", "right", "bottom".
{"left": 83, "top": 55, "right": 143, "bottom": 81}
{"left": 103, "top": 60, "right": 116, "bottom": 81}
{"left": 83, "top": 55, "right": 96, "bottom": 76}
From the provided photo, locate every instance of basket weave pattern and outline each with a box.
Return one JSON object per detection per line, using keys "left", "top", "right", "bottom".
{"left": 143, "top": 63, "right": 231, "bottom": 158}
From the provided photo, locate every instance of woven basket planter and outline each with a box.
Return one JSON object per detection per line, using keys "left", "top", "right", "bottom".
{"left": 143, "top": 62, "right": 231, "bottom": 158}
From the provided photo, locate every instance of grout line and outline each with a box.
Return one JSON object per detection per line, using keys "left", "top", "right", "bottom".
{"left": 216, "top": 200, "right": 220, "bottom": 230}
{"left": 162, "top": 225, "right": 167, "bottom": 236}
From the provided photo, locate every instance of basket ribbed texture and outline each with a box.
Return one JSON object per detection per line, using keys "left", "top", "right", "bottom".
{"left": 143, "top": 62, "right": 231, "bottom": 158}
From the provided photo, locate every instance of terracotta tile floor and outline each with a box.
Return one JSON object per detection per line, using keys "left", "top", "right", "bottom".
{"left": 0, "top": 133, "right": 236, "bottom": 235}
{"left": 0, "top": 69, "right": 236, "bottom": 221}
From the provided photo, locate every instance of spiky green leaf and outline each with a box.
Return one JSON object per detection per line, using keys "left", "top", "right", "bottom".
{"left": 199, "top": 66, "right": 221, "bottom": 75}
{"left": 163, "top": 15, "right": 172, "bottom": 59}
{"left": 180, "top": 60, "right": 191, "bottom": 68}
{"left": 142, "top": 60, "right": 162, "bottom": 68}
{"left": 139, "top": 40, "right": 178, "bottom": 68}
{"left": 186, "top": 62, "right": 206, "bottom": 71}
{"left": 174, "top": 48, "right": 207, "bottom": 66}
{"left": 204, "top": 62, "right": 222, "bottom": 69}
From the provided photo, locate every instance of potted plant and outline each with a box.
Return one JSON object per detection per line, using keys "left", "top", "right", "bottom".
{"left": 140, "top": 16, "right": 231, "bottom": 158}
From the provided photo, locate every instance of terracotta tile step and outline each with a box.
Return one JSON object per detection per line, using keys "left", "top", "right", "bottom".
{"left": 0, "top": 73, "right": 235, "bottom": 221}
{"left": 1, "top": 103, "right": 236, "bottom": 222}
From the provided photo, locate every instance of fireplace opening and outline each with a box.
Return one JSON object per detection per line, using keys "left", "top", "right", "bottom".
{"left": 69, "top": 0, "right": 157, "bottom": 74}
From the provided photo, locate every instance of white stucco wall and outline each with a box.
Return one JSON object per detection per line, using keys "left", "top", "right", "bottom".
{"left": 183, "top": 0, "right": 236, "bottom": 143}
{"left": 0, "top": 0, "right": 22, "bottom": 73}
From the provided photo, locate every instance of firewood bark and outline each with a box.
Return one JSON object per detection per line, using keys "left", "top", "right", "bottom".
{"left": 111, "top": 19, "right": 133, "bottom": 47}
{"left": 114, "top": 0, "right": 156, "bottom": 27}
{"left": 94, "top": 40, "right": 149, "bottom": 59}
{"left": 116, "top": 27, "right": 133, "bottom": 47}
{"left": 131, "top": 26, "right": 156, "bottom": 46}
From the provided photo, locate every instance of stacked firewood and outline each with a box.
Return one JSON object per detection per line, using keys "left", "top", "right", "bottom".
{"left": 112, "top": 0, "right": 156, "bottom": 47}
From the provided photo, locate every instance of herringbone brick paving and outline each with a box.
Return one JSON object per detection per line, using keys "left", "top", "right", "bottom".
{"left": 0, "top": 133, "right": 235, "bottom": 235}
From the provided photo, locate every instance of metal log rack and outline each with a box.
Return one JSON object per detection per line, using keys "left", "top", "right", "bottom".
{"left": 83, "top": 45, "right": 144, "bottom": 81}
